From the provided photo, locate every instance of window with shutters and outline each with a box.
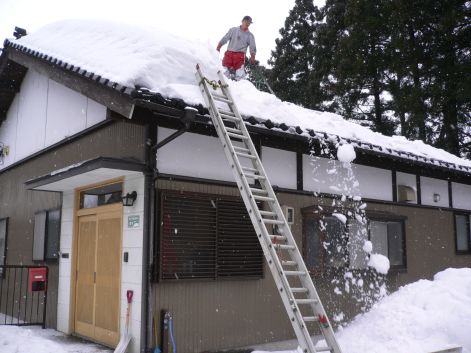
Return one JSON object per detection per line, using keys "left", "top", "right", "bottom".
{"left": 159, "top": 191, "right": 263, "bottom": 280}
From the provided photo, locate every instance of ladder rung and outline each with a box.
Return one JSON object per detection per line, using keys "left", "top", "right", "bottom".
{"left": 259, "top": 210, "right": 276, "bottom": 217}
{"left": 296, "top": 298, "right": 318, "bottom": 304}
{"left": 228, "top": 132, "right": 249, "bottom": 140}
{"left": 291, "top": 287, "right": 308, "bottom": 293}
{"left": 250, "top": 188, "right": 268, "bottom": 195}
{"left": 244, "top": 173, "right": 266, "bottom": 180}
{"left": 274, "top": 244, "right": 295, "bottom": 250}
{"left": 233, "top": 146, "right": 250, "bottom": 153}
{"left": 281, "top": 260, "right": 297, "bottom": 267}
{"left": 269, "top": 235, "right": 286, "bottom": 242}
{"left": 218, "top": 109, "right": 235, "bottom": 116}
{"left": 212, "top": 92, "right": 229, "bottom": 100}
{"left": 262, "top": 218, "right": 284, "bottom": 224}
{"left": 285, "top": 270, "right": 307, "bottom": 276}
{"left": 315, "top": 347, "right": 333, "bottom": 352}
{"left": 242, "top": 166, "right": 259, "bottom": 173}
{"left": 236, "top": 152, "right": 256, "bottom": 160}
{"left": 254, "top": 195, "right": 275, "bottom": 202}
{"left": 213, "top": 95, "right": 233, "bottom": 104}
{"left": 220, "top": 114, "right": 239, "bottom": 122}
{"left": 226, "top": 127, "right": 243, "bottom": 134}
{"left": 303, "top": 316, "right": 319, "bottom": 322}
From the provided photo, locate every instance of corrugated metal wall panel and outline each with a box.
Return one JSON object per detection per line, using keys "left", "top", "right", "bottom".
{"left": 154, "top": 179, "right": 468, "bottom": 353}
{"left": 154, "top": 180, "right": 292, "bottom": 352}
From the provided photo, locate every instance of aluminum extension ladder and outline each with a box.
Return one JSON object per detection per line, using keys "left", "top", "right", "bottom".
{"left": 195, "top": 65, "right": 343, "bottom": 353}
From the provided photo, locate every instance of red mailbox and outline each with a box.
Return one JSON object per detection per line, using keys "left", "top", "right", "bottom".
{"left": 28, "top": 267, "right": 47, "bottom": 292}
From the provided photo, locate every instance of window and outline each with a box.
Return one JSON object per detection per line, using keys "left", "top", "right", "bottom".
{"left": 0, "top": 218, "right": 8, "bottom": 268}
{"left": 455, "top": 213, "right": 471, "bottom": 253}
{"left": 33, "top": 209, "right": 61, "bottom": 261}
{"left": 304, "top": 213, "right": 350, "bottom": 273}
{"left": 80, "top": 183, "right": 122, "bottom": 209}
{"left": 159, "top": 191, "right": 263, "bottom": 280}
{"left": 368, "top": 218, "right": 406, "bottom": 269}
{"left": 303, "top": 207, "right": 406, "bottom": 273}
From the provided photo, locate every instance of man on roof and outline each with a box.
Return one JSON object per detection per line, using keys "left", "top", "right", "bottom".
{"left": 217, "top": 16, "right": 257, "bottom": 81}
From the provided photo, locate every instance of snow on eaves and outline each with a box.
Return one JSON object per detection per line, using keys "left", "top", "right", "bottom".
{"left": 6, "top": 19, "right": 471, "bottom": 172}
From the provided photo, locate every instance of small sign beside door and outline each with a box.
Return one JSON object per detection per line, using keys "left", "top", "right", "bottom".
{"left": 127, "top": 214, "right": 141, "bottom": 229}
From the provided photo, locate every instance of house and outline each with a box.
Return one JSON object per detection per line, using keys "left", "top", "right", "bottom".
{"left": 0, "top": 20, "right": 470, "bottom": 353}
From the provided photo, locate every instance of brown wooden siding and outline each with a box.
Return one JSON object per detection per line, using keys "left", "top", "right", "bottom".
{"left": 0, "top": 120, "right": 146, "bottom": 328}
{"left": 154, "top": 178, "right": 471, "bottom": 353}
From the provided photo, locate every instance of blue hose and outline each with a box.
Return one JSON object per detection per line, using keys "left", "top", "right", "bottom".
{"left": 169, "top": 316, "right": 176, "bottom": 353}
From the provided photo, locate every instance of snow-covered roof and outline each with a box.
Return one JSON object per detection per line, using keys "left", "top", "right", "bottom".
{"left": 4, "top": 19, "right": 471, "bottom": 173}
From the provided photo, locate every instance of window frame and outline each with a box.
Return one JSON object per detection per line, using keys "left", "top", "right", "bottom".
{"left": 0, "top": 217, "right": 9, "bottom": 274}
{"left": 157, "top": 190, "right": 264, "bottom": 282}
{"left": 33, "top": 208, "right": 61, "bottom": 262}
{"left": 302, "top": 206, "right": 407, "bottom": 274}
{"left": 367, "top": 214, "right": 407, "bottom": 271}
{"left": 454, "top": 212, "right": 471, "bottom": 254}
{"left": 302, "top": 206, "right": 352, "bottom": 275}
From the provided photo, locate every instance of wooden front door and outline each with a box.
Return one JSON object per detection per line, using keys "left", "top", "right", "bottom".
{"left": 75, "top": 205, "right": 122, "bottom": 347}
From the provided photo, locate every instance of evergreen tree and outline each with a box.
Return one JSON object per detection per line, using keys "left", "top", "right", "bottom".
{"left": 268, "top": 0, "right": 320, "bottom": 108}
{"left": 269, "top": 0, "right": 471, "bottom": 158}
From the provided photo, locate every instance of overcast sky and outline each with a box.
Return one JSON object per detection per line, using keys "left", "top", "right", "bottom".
{"left": 0, "top": 0, "right": 315, "bottom": 65}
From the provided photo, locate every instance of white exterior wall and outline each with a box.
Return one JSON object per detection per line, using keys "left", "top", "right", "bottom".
{"left": 420, "top": 176, "right": 449, "bottom": 207}
{"left": 56, "top": 190, "right": 74, "bottom": 334}
{"left": 396, "top": 172, "right": 417, "bottom": 204}
{"left": 157, "top": 127, "right": 253, "bottom": 182}
{"left": 121, "top": 174, "right": 144, "bottom": 353}
{"left": 262, "top": 146, "right": 297, "bottom": 189}
{"left": 303, "top": 155, "right": 392, "bottom": 201}
{"left": 56, "top": 174, "right": 144, "bottom": 353}
{"left": 0, "top": 96, "right": 19, "bottom": 166}
{"left": 0, "top": 69, "right": 106, "bottom": 169}
{"left": 452, "top": 182, "right": 471, "bottom": 210}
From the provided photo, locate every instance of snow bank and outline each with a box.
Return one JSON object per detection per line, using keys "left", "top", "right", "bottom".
{"left": 13, "top": 20, "right": 471, "bottom": 169}
{"left": 255, "top": 268, "right": 471, "bottom": 353}
{"left": 337, "top": 267, "right": 471, "bottom": 353}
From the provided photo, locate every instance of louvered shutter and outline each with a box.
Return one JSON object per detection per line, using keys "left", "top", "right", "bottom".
{"left": 217, "top": 199, "right": 263, "bottom": 278}
{"left": 160, "top": 193, "right": 217, "bottom": 280}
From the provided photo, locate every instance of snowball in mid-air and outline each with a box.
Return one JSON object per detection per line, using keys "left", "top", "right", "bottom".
{"left": 363, "top": 240, "right": 373, "bottom": 253}
{"left": 368, "top": 254, "right": 390, "bottom": 274}
{"left": 337, "top": 144, "right": 356, "bottom": 163}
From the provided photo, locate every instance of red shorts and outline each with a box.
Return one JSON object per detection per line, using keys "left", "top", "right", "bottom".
{"left": 222, "top": 51, "right": 245, "bottom": 70}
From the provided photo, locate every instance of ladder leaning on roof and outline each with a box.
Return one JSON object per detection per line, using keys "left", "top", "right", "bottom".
{"left": 195, "top": 64, "right": 343, "bottom": 353}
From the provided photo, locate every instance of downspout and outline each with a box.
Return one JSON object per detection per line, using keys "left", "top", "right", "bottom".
{"left": 142, "top": 120, "right": 157, "bottom": 353}
{"left": 141, "top": 106, "right": 196, "bottom": 353}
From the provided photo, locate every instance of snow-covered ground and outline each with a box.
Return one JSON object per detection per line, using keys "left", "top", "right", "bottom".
{"left": 1, "top": 268, "right": 469, "bottom": 353}
{"left": 0, "top": 325, "right": 110, "bottom": 353}
{"left": 253, "top": 268, "right": 471, "bottom": 353}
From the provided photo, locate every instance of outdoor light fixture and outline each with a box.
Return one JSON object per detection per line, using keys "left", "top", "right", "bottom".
{"left": 433, "top": 193, "right": 440, "bottom": 203}
{"left": 122, "top": 191, "right": 137, "bottom": 207}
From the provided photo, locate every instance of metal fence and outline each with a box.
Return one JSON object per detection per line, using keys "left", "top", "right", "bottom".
{"left": 0, "top": 265, "right": 48, "bottom": 328}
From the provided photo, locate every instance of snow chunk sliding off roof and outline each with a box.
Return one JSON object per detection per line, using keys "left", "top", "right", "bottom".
{"left": 13, "top": 20, "right": 471, "bottom": 169}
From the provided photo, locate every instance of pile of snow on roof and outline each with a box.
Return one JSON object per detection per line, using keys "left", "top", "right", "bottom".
{"left": 13, "top": 20, "right": 471, "bottom": 169}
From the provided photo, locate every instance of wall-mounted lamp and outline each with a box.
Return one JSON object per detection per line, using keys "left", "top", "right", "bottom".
{"left": 122, "top": 191, "right": 137, "bottom": 207}
{"left": 433, "top": 193, "right": 440, "bottom": 203}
